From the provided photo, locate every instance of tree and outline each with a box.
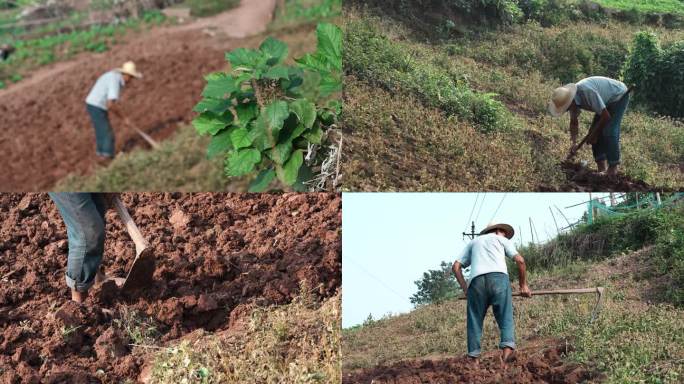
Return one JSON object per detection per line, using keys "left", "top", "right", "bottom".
{"left": 410, "top": 261, "right": 461, "bottom": 306}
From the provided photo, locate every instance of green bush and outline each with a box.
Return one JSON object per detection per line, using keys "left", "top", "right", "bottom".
{"left": 623, "top": 31, "right": 684, "bottom": 118}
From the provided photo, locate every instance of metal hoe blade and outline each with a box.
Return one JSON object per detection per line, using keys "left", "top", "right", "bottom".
{"left": 112, "top": 196, "right": 156, "bottom": 292}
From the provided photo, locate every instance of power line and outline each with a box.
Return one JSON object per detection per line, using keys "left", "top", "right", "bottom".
{"left": 474, "top": 192, "right": 487, "bottom": 226}
{"left": 490, "top": 193, "right": 507, "bottom": 222}
{"left": 464, "top": 193, "right": 479, "bottom": 233}
{"left": 346, "top": 257, "right": 409, "bottom": 304}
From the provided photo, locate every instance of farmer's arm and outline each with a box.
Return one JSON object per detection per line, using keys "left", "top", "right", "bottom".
{"left": 452, "top": 261, "right": 468, "bottom": 294}
{"left": 512, "top": 254, "right": 531, "bottom": 297}
{"left": 107, "top": 99, "right": 123, "bottom": 118}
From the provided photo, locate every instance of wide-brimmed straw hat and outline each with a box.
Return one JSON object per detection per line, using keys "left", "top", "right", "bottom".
{"left": 117, "top": 61, "right": 142, "bottom": 78}
{"left": 548, "top": 83, "right": 577, "bottom": 117}
{"left": 480, "top": 221, "right": 514, "bottom": 239}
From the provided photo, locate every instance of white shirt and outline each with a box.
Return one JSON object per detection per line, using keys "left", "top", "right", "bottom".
{"left": 457, "top": 233, "right": 518, "bottom": 285}
{"left": 85, "top": 70, "right": 124, "bottom": 110}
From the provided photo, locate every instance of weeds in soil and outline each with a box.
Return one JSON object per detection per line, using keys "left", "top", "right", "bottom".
{"left": 271, "top": 0, "right": 341, "bottom": 30}
{"left": 149, "top": 290, "right": 341, "bottom": 383}
{"left": 185, "top": 0, "right": 239, "bottom": 17}
{"left": 60, "top": 325, "right": 81, "bottom": 339}
{"left": 114, "top": 307, "right": 161, "bottom": 346}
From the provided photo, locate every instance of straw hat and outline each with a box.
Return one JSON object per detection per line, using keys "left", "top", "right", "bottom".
{"left": 117, "top": 61, "right": 142, "bottom": 78}
{"left": 480, "top": 221, "right": 514, "bottom": 239}
{"left": 548, "top": 83, "right": 577, "bottom": 117}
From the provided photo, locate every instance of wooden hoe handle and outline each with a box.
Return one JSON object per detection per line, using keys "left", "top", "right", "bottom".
{"left": 112, "top": 196, "right": 150, "bottom": 256}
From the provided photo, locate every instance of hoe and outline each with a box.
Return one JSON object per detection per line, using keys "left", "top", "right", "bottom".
{"left": 110, "top": 196, "right": 156, "bottom": 292}
{"left": 459, "top": 287, "right": 605, "bottom": 322}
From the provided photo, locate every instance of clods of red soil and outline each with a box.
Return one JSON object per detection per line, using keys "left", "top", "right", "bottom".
{"left": 0, "top": 193, "right": 341, "bottom": 383}
{"left": 344, "top": 340, "right": 604, "bottom": 384}
{"left": 538, "top": 161, "right": 655, "bottom": 192}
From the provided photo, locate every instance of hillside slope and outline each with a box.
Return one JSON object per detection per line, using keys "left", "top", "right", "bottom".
{"left": 343, "top": 204, "right": 684, "bottom": 383}
{"left": 341, "top": 4, "right": 684, "bottom": 191}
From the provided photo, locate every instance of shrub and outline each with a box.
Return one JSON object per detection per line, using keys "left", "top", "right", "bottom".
{"left": 623, "top": 31, "right": 684, "bottom": 118}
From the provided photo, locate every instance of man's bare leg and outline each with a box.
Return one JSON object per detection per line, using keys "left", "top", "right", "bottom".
{"left": 607, "top": 164, "right": 619, "bottom": 177}
{"left": 596, "top": 160, "right": 608, "bottom": 173}
{"left": 71, "top": 289, "right": 88, "bottom": 303}
{"left": 501, "top": 347, "right": 514, "bottom": 369}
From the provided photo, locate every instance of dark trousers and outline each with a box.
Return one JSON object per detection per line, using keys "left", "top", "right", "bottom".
{"left": 86, "top": 103, "right": 115, "bottom": 157}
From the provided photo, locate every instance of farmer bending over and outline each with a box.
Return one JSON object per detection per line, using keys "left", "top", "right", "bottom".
{"left": 49, "top": 193, "right": 113, "bottom": 303}
{"left": 85, "top": 61, "right": 142, "bottom": 160}
{"left": 452, "top": 222, "right": 531, "bottom": 367}
{"left": 549, "top": 76, "right": 630, "bottom": 177}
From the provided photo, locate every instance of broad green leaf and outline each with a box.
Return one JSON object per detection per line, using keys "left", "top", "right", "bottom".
{"left": 263, "top": 65, "right": 290, "bottom": 80}
{"left": 202, "top": 75, "right": 237, "bottom": 98}
{"left": 259, "top": 37, "right": 288, "bottom": 65}
{"left": 248, "top": 168, "right": 276, "bottom": 192}
{"left": 207, "top": 129, "right": 233, "bottom": 158}
{"left": 230, "top": 127, "right": 252, "bottom": 149}
{"left": 279, "top": 149, "right": 303, "bottom": 186}
{"left": 193, "top": 112, "right": 231, "bottom": 136}
{"left": 316, "top": 23, "right": 342, "bottom": 70}
{"left": 250, "top": 114, "right": 271, "bottom": 151}
{"left": 271, "top": 141, "right": 292, "bottom": 165}
{"left": 303, "top": 125, "right": 323, "bottom": 144}
{"left": 226, "top": 48, "right": 262, "bottom": 69}
{"left": 235, "top": 103, "right": 258, "bottom": 125}
{"left": 293, "top": 164, "right": 314, "bottom": 192}
{"left": 265, "top": 100, "right": 289, "bottom": 138}
{"left": 289, "top": 99, "right": 316, "bottom": 129}
{"left": 226, "top": 148, "right": 261, "bottom": 176}
{"left": 319, "top": 73, "right": 342, "bottom": 97}
{"left": 193, "top": 97, "right": 231, "bottom": 114}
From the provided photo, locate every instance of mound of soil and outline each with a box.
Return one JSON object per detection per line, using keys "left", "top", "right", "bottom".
{"left": 538, "top": 161, "right": 656, "bottom": 192}
{"left": 344, "top": 340, "right": 602, "bottom": 384}
{"left": 0, "top": 192, "right": 341, "bottom": 383}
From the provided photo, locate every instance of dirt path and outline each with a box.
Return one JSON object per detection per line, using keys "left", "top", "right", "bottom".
{"left": 0, "top": 192, "right": 340, "bottom": 382}
{"left": 0, "top": 0, "right": 276, "bottom": 191}
{"left": 343, "top": 338, "right": 603, "bottom": 384}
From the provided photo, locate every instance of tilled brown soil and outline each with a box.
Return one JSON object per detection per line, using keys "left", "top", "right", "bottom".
{"left": 343, "top": 340, "right": 603, "bottom": 384}
{"left": 0, "top": 192, "right": 341, "bottom": 383}
{"left": 538, "top": 161, "right": 657, "bottom": 192}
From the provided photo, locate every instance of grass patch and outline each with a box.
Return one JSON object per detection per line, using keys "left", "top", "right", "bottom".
{"left": 271, "top": 0, "right": 341, "bottom": 29}
{"left": 150, "top": 290, "right": 341, "bottom": 383}
{"left": 593, "top": 0, "right": 684, "bottom": 15}
{"left": 186, "top": 0, "right": 239, "bottom": 17}
{"left": 53, "top": 125, "right": 236, "bottom": 192}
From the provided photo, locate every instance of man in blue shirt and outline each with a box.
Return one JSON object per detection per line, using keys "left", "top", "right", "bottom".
{"left": 452, "top": 222, "right": 531, "bottom": 367}
{"left": 549, "top": 76, "right": 630, "bottom": 178}
{"left": 85, "top": 61, "right": 142, "bottom": 160}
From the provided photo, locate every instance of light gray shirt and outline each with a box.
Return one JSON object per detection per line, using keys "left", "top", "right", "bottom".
{"left": 85, "top": 70, "right": 124, "bottom": 110}
{"left": 457, "top": 233, "right": 518, "bottom": 285}
{"left": 573, "top": 76, "right": 628, "bottom": 114}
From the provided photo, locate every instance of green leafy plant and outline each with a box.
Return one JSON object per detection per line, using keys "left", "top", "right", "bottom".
{"left": 192, "top": 23, "right": 342, "bottom": 191}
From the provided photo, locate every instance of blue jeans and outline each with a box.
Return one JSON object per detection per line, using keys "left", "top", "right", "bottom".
{"left": 86, "top": 103, "right": 115, "bottom": 158}
{"left": 48, "top": 193, "right": 106, "bottom": 292}
{"left": 592, "top": 93, "right": 630, "bottom": 166}
{"left": 466, "top": 272, "right": 515, "bottom": 357}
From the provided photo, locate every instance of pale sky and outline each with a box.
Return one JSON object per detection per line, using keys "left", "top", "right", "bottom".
{"left": 342, "top": 192, "right": 611, "bottom": 328}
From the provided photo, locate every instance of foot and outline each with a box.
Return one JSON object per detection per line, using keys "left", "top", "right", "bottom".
{"left": 501, "top": 347, "right": 515, "bottom": 369}
{"left": 71, "top": 289, "right": 88, "bottom": 303}
{"left": 466, "top": 355, "right": 479, "bottom": 368}
{"left": 596, "top": 160, "right": 608, "bottom": 173}
{"left": 607, "top": 164, "right": 619, "bottom": 177}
